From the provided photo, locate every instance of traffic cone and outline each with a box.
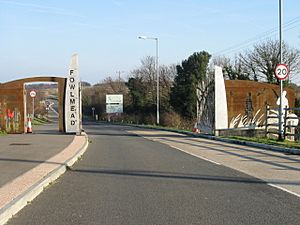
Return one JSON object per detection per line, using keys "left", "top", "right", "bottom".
{"left": 27, "top": 118, "right": 32, "bottom": 133}
{"left": 193, "top": 122, "right": 200, "bottom": 134}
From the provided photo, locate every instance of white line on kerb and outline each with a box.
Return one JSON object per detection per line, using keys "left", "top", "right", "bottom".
{"left": 268, "top": 183, "right": 300, "bottom": 198}
{"left": 169, "top": 145, "right": 221, "bottom": 165}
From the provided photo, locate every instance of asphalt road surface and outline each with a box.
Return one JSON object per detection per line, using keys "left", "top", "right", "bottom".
{"left": 8, "top": 123, "right": 300, "bottom": 225}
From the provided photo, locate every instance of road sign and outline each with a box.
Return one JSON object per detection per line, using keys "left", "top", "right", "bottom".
{"left": 106, "top": 94, "right": 123, "bottom": 104}
{"left": 275, "top": 64, "right": 289, "bottom": 80}
{"left": 106, "top": 94, "right": 123, "bottom": 114}
{"left": 30, "top": 90, "right": 36, "bottom": 98}
{"left": 106, "top": 104, "right": 123, "bottom": 113}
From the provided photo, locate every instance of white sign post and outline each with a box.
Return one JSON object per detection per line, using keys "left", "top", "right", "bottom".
{"left": 30, "top": 90, "right": 36, "bottom": 118}
{"left": 274, "top": 63, "right": 289, "bottom": 140}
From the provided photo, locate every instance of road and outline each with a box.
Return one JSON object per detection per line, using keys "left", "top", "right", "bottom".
{"left": 8, "top": 123, "right": 300, "bottom": 225}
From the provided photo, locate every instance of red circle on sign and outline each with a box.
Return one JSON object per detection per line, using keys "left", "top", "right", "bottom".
{"left": 274, "top": 64, "right": 289, "bottom": 80}
{"left": 30, "top": 90, "right": 36, "bottom": 98}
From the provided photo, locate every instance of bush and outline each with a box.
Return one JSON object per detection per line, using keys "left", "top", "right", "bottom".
{"left": 101, "top": 111, "right": 195, "bottom": 132}
{"left": 161, "top": 111, "right": 182, "bottom": 128}
{"left": 161, "top": 111, "right": 195, "bottom": 131}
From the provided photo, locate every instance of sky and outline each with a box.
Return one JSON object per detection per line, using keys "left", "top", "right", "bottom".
{"left": 0, "top": 0, "right": 300, "bottom": 84}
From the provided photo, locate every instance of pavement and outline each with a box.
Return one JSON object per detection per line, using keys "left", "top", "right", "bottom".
{"left": 0, "top": 123, "right": 89, "bottom": 225}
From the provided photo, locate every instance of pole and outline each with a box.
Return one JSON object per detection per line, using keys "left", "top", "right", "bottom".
{"left": 278, "top": 0, "right": 283, "bottom": 140}
{"left": 79, "top": 80, "right": 83, "bottom": 135}
{"left": 32, "top": 97, "right": 35, "bottom": 119}
{"left": 138, "top": 35, "right": 159, "bottom": 125}
{"left": 156, "top": 38, "right": 160, "bottom": 125}
{"left": 116, "top": 70, "right": 124, "bottom": 92}
{"left": 92, "top": 107, "right": 95, "bottom": 119}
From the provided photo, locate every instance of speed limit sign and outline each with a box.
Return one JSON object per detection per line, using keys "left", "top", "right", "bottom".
{"left": 30, "top": 90, "right": 36, "bottom": 98}
{"left": 275, "top": 64, "right": 289, "bottom": 80}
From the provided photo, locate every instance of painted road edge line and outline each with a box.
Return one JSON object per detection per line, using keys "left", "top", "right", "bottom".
{"left": 143, "top": 136, "right": 221, "bottom": 165}
{"left": 169, "top": 145, "right": 221, "bottom": 165}
{"left": 268, "top": 183, "right": 300, "bottom": 198}
{"left": 128, "top": 130, "right": 300, "bottom": 199}
{"left": 170, "top": 144, "right": 300, "bottom": 198}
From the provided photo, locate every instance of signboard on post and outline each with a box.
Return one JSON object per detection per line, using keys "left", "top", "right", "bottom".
{"left": 274, "top": 63, "right": 289, "bottom": 140}
{"left": 30, "top": 90, "right": 36, "bottom": 118}
{"left": 275, "top": 64, "right": 289, "bottom": 80}
{"left": 30, "top": 90, "right": 36, "bottom": 98}
{"left": 106, "top": 94, "right": 123, "bottom": 114}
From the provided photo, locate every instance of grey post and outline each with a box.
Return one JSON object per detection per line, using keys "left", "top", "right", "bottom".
{"left": 278, "top": 0, "right": 283, "bottom": 140}
{"left": 138, "top": 35, "right": 160, "bottom": 125}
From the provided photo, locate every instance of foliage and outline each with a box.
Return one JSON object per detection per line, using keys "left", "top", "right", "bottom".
{"left": 126, "top": 56, "right": 175, "bottom": 123}
{"left": 213, "top": 40, "right": 300, "bottom": 85}
{"left": 80, "top": 39, "right": 300, "bottom": 133}
{"left": 238, "top": 40, "right": 300, "bottom": 84}
{"left": 127, "top": 76, "right": 153, "bottom": 113}
{"left": 228, "top": 136, "right": 300, "bottom": 149}
{"left": 0, "top": 130, "right": 7, "bottom": 136}
{"left": 160, "top": 111, "right": 194, "bottom": 130}
{"left": 170, "top": 51, "right": 211, "bottom": 119}
{"left": 81, "top": 81, "right": 91, "bottom": 87}
{"left": 82, "top": 76, "right": 128, "bottom": 119}
{"left": 212, "top": 56, "right": 251, "bottom": 80}
{"left": 32, "top": 117, "right": 49, "bottom": 125}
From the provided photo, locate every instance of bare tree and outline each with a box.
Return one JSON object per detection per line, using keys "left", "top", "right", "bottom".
{"left": 130, "top": 56, "right": 175, "bottom": 112}
{"left": 102, "top": 76, "right": 128, "bottom": 94}
{"left": 212, "top": 55, "right": 251, "bottom": 80}
{"left": 238, "top": 40, "right": 300, "bottom": 83}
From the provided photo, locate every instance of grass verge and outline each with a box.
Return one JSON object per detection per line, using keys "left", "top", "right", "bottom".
{"left": 228, "top": 136, "right": 300, "bottom": 149}
{"left": 32, "top": 117, "right": 49, "bottom": 125}
{"left": 0, "top": 130, "right": 7, "bottom": 136}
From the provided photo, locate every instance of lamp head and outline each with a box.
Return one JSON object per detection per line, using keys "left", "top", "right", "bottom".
{"left": 138, "top": 36, "right": 147, "bottom": 40}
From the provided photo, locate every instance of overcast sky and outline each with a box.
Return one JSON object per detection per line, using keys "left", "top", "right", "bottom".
{"left": 1, "top": 0, "right": 300, "bottom": 84}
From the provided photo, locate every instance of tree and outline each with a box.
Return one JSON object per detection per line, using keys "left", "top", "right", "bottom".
{"left": 212, "top": 56, "right": 251, "bottom": 80}
{"left": 170, "top": 51, "right": 211, "bottom": 119}
{"left": 81, "top": 81, "right": 91, "bottom": 87}
{"left": 159, "top": 64, "right": 177, "bottom": 112}
{"left": 238, "top": 40, "right": 300, "bottom": 83}
{"left": 127, "top": 77, "right": 149, "bottom": 113}
{"left": 128, "top": 56, "right": 157, "bottom": 115}
{"left": 127, "top": 56, "right": 175, "bottom": 116}
{"left": 102, "top": 76, "right": 128, "bottom": 94}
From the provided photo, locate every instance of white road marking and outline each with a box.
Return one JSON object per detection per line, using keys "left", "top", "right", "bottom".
{"left": 169, "top": 145, "right": 221, "bottom": 165}
{"left": 268, "top": 183, "right": 300, "bottom": 198}
{"left": 137, "top": 133, "right": 300, "bottom": 198}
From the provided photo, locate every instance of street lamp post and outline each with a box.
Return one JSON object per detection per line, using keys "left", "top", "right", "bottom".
{"left": 138, "top": 35, "right": 159, "bottom": 125}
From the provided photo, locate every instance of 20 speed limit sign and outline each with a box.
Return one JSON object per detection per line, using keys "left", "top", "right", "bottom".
{"left": 275, "top": 64, "right": 289, "bottom": 80}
